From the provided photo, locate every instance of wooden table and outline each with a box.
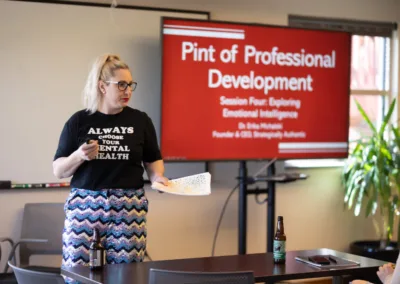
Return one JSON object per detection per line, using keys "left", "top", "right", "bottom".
{"left": 61, "top": 248, "right": 386, "bottom": 284}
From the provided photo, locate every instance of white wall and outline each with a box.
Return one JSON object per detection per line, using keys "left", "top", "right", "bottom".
{"left": 1, "top": 0, "right": 400, "bottom": 272}
{"left": 0, "top": 0, "right": 207, "bottom": 184}
{"left": 211, "top": 0, "right": 400, "bottom": 24}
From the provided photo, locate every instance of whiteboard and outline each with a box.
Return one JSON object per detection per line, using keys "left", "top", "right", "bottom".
{"left": 0, "top": 0, "right": 208, "bottom": 184}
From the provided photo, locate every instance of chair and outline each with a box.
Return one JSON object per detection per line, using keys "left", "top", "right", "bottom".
{"left": 0, "top": 238, "right": 14, "bottom": 260}
{"left": 0, "top": 238, "right": 16, "bottom": 283}
{"left": 148, "top": 268, "right": 255, "bottom": 284}
{"left": 7, "top": 261, "right": 65, "bottom": 284}
{"left": 3, "top": 203, "right": 65, "bottom": 274}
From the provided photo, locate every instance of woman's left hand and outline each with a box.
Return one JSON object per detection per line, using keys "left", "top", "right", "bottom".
{"left": 153, "top": 175, "right": 170, "bottom": 186}
{"left": 377, "top": 263, "right": 395, "bottom": 283}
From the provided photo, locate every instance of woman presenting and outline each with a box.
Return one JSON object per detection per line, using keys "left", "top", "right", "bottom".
{"left": 53, "top": 54, "right": 168, "bottom": 282}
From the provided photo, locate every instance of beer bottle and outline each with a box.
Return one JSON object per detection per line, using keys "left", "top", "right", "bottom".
{"left": 89, "top": 228, "right": 105, "bottom": 270}
{"left": 273, "top": 216, "right": 286, "bottom": 264}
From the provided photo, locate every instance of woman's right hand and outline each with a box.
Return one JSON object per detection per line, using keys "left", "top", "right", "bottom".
{"left": 77, "top": 140, "right": 99, "bottom": 161}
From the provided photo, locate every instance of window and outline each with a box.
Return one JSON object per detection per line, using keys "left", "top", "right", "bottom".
{"left": 285, "top": 16, "right": 397, "bottom": 168}
{"left": 349, "top": 35, "right": 390, "bottom": 143}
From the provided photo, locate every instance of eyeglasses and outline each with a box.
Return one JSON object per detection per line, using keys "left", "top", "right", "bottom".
{"left": 106, "top": 81, "right": 138, "bottom": 92}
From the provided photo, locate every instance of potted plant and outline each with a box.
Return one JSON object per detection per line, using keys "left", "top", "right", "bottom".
{"left": 342, "top": 98, "right": 400, "bottom": 262}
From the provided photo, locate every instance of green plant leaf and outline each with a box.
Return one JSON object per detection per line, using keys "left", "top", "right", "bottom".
{"left": 371, "top": 174, "right": 379, "bottom": 216}
{"left": 387, "top": 196, "right": 397, "bottom": 242}
{"left": 355, "top": 170, "right": 373, "bottom": 216}
{"left": 362, "top": 144, "right": 375, "bottom": 162}
{"left": 392, "top": 126, "right": 400, "bottom": 148}
{"left": 344, "top": 165, "right": 357, "bottom": 202}
{"left": 345, "top": 169, "right": 363, "bottom": 204}
{"left": 355, "top": 99, "right": 377, "bottom": 135}
{"left": 380, "top": 146, "right": 392, "bottom": 161}
{"left": 382, "top": 174, "right": 391, "bottom": 199}
{"left": 379, "top": 99, "right": 397, "bottom": 138}
{"left": 345, "top": 180, "right": 355, "bottom": 204}
{"left": 366, "top": 198, "right": 377, "bottom": 217}
{"left": 352, "top": 142, "right": 364, "bottom": 156}
{"left": 349, "top": 184, "right": 361, "bottom": 210}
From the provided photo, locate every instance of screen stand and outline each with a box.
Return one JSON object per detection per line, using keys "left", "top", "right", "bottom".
{"left": 266, "top": 162, "right": 276, "bottom": 253}
{"left": 238, "top": 161, "right": 248, "bottom": 255}
{"left": 238, "top": 160, "right": 277, "bottom": 255}
{"left": 237, "top": 162, "right": 307, "bottom": 254}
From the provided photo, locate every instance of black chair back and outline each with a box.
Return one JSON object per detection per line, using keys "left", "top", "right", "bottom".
{"left": 7, "top": 261, "right": 65, "bottom": 284}
{"left": 149, "top": 268, "right": 255, "bottom": 284}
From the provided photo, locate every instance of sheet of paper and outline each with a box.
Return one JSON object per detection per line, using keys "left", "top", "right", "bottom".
{"left": 151, "top": 172, "right": 211, "bottom": 196}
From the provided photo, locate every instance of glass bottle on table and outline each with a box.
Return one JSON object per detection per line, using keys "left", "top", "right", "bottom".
{"left": 273, "top": 216, "right": 286, "bottom": 264}
{"left": 89, "top": 228, "right": 105, "bottom": 270}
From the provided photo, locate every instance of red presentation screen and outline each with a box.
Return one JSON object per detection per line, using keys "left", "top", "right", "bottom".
{"left": 160, "top": 18, "right": 351, "bottom": 161}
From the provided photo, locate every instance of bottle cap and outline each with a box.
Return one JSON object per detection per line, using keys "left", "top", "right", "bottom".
{"left": 92, "top": 228, "right": 100, "bottom": 241}
{"left": 278, "top": 216, "right": 283, "bottom": 221}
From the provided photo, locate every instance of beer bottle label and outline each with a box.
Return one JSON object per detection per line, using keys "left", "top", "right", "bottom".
{"left": 90, "top": 249, "right": 104, "bottom": 267}
{"left": 273, "top": 240, "right": 286, "bottom": 260}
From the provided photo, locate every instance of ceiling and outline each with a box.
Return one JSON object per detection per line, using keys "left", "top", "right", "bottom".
{"left": 57, "top": 0, "right": 249, "bottom": 12}
{"left": 30, "top": 0, "right": 400, "bottom": 22}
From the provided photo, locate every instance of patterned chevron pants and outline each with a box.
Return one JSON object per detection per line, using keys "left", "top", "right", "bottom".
{"left": 61, "top": 188, "right": 148, "bottom": 284}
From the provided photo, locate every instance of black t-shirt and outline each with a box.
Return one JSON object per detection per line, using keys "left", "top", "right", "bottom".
{"left": 54, "top": 107, "right": 162, "bottom": 190}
